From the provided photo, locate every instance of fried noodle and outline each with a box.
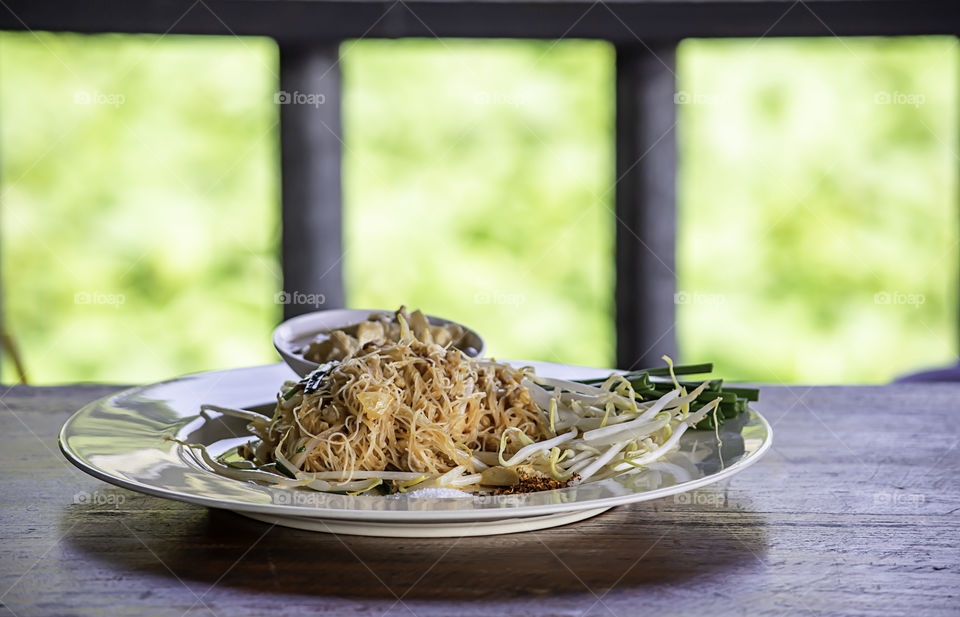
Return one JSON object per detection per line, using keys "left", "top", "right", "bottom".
{"left": 267, "top": 339, "right": 545, "bottom": 478}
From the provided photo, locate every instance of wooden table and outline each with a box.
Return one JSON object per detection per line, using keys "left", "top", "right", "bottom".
{"left": 1, "top": 383, "right": 958, "bottom": 616}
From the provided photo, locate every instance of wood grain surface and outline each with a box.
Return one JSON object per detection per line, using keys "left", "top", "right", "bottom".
{"left": 1, "top": 383, "right": 958, "bottom": 616}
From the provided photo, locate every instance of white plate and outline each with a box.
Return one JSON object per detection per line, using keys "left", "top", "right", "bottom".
{"left": 59, "top": 362, "right": 772, "bottom": 537}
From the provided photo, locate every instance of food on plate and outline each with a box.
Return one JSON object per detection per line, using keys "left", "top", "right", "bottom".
{"left": 301, "top": 306, "right": 476, "bottom": 363}
{"left": 178, "top": 315, "right": 757, "bottom": 495}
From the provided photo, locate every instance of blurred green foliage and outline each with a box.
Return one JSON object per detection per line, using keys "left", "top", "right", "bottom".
{"left": 341, "top": 39, "right": 614, "bottom": 370}
{"left": 0, "top": 33, "right": 955, "bottom": 384}
{"left": 0, "top": 34, "right": 281, "bottom": 382}
{"left": 677, "top": 37, "right": 958, "bottom": 382}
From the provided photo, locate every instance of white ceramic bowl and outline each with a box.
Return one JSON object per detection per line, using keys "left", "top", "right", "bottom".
{"left": 273, "top": 308, "right": 486, "bottom": 377}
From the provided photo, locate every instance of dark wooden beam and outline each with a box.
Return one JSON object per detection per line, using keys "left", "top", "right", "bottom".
{"left": 615, "top": 43, "right": 678, "bottom": 371}
{"left": 0, "top": 1, "right": 957, "bottom": 42}
{"left": 279, "top": 42, "right": 345, "bottom": 318}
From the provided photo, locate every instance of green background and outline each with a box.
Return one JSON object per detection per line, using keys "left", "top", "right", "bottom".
{"left": 1, "top": 33, "right": 956, "bottom": 384}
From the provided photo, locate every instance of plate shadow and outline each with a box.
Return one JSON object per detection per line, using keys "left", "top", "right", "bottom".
{"left": 62, "top": 494, "right": 768, "bottom": 600}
